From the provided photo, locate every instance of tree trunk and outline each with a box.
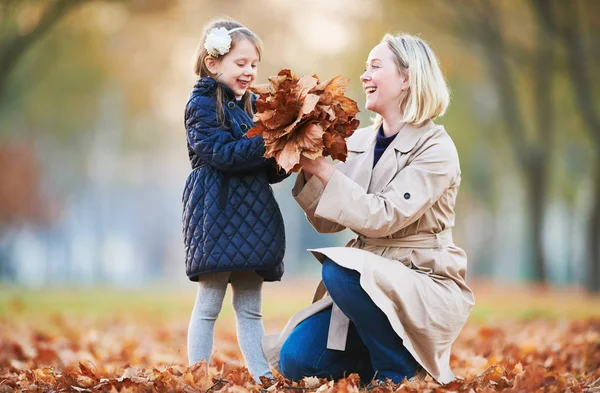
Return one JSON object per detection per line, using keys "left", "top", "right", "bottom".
{"left": 555, "top": 0, "right": 600, "bottom": 292}
{"left": 587, "top": 159, "right": 600, "bottom": 292}
{"left": 0, "top": 228, "right": 15, "bottom": 280}
{"left": 525, "top": 162, "right": 547, "bottom": 283}
{"left": 0, "top": 0, "right": 83, "bottom": 103}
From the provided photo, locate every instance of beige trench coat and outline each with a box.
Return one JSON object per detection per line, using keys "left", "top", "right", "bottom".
{"left": 262, "top": 121, "right": 475, "bottom": 384}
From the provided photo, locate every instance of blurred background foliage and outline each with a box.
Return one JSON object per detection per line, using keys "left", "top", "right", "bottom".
{"left": 0, "top": 0, "right": 599, "bottom": 292}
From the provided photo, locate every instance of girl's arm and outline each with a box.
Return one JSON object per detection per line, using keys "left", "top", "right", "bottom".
{"left": 185, "top": 94, "right": 267, "bottom": 172}
{"left": 264, "top": 158, "right": 291, "bottom": 184}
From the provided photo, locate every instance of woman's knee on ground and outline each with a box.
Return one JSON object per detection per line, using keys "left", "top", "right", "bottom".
{"left": 279, "top": 311, "right": 331, "bottom": 381}
{"left": 279, "top": 337, "right": 320, "bottom": 381}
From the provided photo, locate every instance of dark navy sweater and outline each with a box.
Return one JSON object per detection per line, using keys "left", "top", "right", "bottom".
{"left": 373, "top": 125, "right": 399, "bottom": 167}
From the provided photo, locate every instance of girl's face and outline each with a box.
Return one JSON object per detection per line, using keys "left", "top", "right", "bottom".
{"left": 206, "top": 38, "right": 259, "bottom": 99}
{"left": 360, "top": 42, "right": 409, "bottom": 116}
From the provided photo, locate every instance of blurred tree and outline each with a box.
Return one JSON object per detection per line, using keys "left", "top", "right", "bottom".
{"left": 445, "top": 0, "right": 559, "bottom": 285}
{"left": 0, "top": 142, "right": 49, "bottom": 279}
{"left": 0, "top": 0, "right": 88, "bottom": 104}
{"left": 0, "top": 143, "right": 48, "bottom": 224}
{"left": 0, "top": 0, "right": 89, "bottom": 279}
{"left": 0, "top": 0, "right": 178, "bottom": 281}
{"left": 544, "top": 0, "right": 600, "bottom": 292}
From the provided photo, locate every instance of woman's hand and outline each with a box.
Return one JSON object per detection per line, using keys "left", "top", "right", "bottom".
{"left": 300, "top": 156, "right": 336, "bottom": 186}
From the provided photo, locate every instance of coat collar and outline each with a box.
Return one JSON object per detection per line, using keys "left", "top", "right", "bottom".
{"left": 195, "top": 77, "right": 258, "bottom": 109}
{"left": 340, "top": 120, "right": 436, "bottom": 193}
{"left": 391, "top": 120, "right": 436, "bottom": 153}
{"left": 347, "top": 121, "right": 434, "bottom": 153}
{"left": 195, "top": 77, "right": 237, "bottom": 101}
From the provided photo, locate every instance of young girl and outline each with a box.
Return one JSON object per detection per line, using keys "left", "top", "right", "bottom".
{"left": 182, "top": 19, "right": 287, "bottom": 381}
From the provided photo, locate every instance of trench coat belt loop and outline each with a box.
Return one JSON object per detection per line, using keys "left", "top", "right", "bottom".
{"left": 311, "top": 229, "right": 455, "bottom": 305}
{"left": 357, "top": 228, "right": 453, "bottom": 249}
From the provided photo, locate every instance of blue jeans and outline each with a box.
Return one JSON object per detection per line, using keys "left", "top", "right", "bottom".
{"left": 280, "top": 258, "right": 418, "bottom": 383}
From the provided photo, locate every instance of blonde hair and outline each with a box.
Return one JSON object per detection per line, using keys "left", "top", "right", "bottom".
{"left": 373, "top": 33, "right": 450, "bottom": 127}
{"left": 194, "top": 19, "right": 263, "bottom": 123}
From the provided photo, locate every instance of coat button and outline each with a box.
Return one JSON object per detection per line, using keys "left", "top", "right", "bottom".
{"left": 240, "top": 123, "right": 248, "bottom": 131}
{"left": 404, "top": 193, "right": 411, "bottom": 200}
{"left": 227, "top": 101, "right": 236, "bottom": 109}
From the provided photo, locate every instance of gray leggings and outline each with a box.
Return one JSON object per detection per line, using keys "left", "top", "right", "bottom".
{"left": 187, "top": 270, "right": 272, "bottom": 380}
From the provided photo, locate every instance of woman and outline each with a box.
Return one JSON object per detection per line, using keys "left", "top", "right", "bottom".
{"left": 262, "top": 33, "right": 475, "bottom": 385}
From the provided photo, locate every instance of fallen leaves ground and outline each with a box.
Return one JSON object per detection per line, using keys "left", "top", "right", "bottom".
{"left": 0, "top": 280, "right": 598, "bottom": 393}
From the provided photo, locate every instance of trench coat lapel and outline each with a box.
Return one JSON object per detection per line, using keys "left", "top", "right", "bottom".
{"left": 368, "top": 121, "right": 435, "bottom": 193}
{"left": 337, "top": 126, "right": 377, "bottom": 192}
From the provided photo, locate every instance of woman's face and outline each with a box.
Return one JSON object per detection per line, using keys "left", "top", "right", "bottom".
{"left": 206, "top": 38, "right": 259, "bottom": 99}
{"left": 360, "top": 42, "right": 408, "bottom": 116}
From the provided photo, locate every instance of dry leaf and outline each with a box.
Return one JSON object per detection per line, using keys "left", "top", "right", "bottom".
{"left": 302, "top": 376, "right": 321, "bottom": 389}
{"left": 248, "top": 69, "right": 360, "bottom": 172}
{"left": 0, "top": 296, "right": 598, "bottom": 393}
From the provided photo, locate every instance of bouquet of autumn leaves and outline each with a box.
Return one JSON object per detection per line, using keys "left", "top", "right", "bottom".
{"left": 247, "top": 69, "right": 360, "bottom": 173}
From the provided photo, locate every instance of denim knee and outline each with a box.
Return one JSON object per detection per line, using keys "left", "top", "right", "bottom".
{"left": 322, "top": 258, "right": 355, "bottom": 299}
{"left": 280, "top": 337, "right": 315, "bottom": 381}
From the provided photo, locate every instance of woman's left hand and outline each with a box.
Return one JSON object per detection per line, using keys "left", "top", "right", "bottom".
{"left": 300, "top": 156, "right": 336, "bottom": 186}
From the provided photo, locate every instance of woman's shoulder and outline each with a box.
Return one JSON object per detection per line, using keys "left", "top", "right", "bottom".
{"left": 418, "top": 122, "right": 458, "bottom": 153}
{"left": 413, "top": 121, "right": 461, "bottom": 169}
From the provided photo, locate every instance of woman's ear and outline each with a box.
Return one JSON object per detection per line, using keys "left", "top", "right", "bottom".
{"left": 399, "top": 71, "right": 409, "bottom": 91}
{"left": 204, "top": 56, "right": 219, "bottom": 75}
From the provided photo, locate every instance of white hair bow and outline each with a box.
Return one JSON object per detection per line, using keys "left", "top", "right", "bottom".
{"left": 204, "top": 26, "right": 248, "bottom": 57}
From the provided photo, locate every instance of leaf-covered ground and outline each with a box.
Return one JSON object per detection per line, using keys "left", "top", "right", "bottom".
{"left": 0, "top": 280, "right": 598, "bottom": 392}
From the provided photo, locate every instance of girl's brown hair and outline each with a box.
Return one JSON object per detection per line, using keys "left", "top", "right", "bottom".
{"left": 194, "top": 19, "right": 263, "bottom": 125}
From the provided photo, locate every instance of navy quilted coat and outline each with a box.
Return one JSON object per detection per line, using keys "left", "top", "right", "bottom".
{"left": 182, "top": 77, "right": 287, "bottom": 282}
